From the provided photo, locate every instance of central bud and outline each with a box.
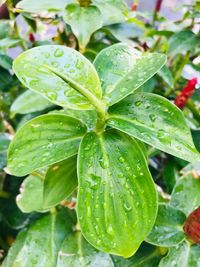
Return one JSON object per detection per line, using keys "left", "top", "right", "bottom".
{"left": 78, "top": 0, "right": 92, "bottom": 7}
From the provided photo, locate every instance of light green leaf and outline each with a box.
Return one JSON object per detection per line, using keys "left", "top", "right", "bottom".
{"left": 13, "top": 45, "right": 102, "bottom": 110}
{"left": 94, "top": 43, "right": 166, "bottom": 106}
{"left": 64, "top": 4, "right": 103, "bottom": 50}
{"left": 107, "top": 92, "right": 200, "bottom": 162}
{"left": 7, "top": 114, "right": 86, "bottom": 176}
{"left": 0, "top": 38, "right": 21, "bottom": 48}
{"left": 11, "top": 90, "right": 53, "bottom": 116}
{"left": 2, "top": 209, "right": 74, "bottom": 267}
{"left": 57, "top": 232, "right": 114, "bottom": 266}
{"left": 146, "top": 204, "right": 186, "bottom": 247}
{"left": 16, "top": 0, "right": 74, "bottom": 13}
{"left": 78, "top": 130, "right": 157, "bottom": 257}
{"left": 93, "top": 0, "right": 128, "bottom": 25}
{"left": 112, "top": 243, "right": 162, "bottom": 267}
{"left": 170, "top": 170, "right": 200, "bottom": 216}
{"left": 159, "top": 242, "right": 200, "bottom": 267}
{"left": 168, "top": 30, "right": 200, "bottom": 56}
{"left": 16, "top": 156, "right": 77, "bottom": 213}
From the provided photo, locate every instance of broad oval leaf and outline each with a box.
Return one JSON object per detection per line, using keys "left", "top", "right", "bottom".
{"left": 64, "top": 4, "right": 103, "bottom": 50}
{"left": 107, "top": 92, "right": 200, "bottom": 162}
{"left": 170, "top": 168, "right": 200, "bottom": 216}
{"left": 57, "top": 232, "right": 114, "bottom": 267}
{"left": 13, "top": 45, "right": 102, "bottom": 110}
{"left": 7, "top": 114, "right": 86, "bottom": 176}
{"left": 16, "top": 0, "right": 74, "bottom": 13}
{"left": 77, "top": 130, "right": 157, "bottom": 257}
{"left": 159, "top": 242, "right": 200, "bottom": 267}
{"left": 17, "top": 156, "right": 77, "bottom": 213}
{"left": 94, "top": 43, "right": 166, "bottom": 105}
{"left": 146, "top": 204, "right": 186, "bottom": 247}
{"left": 11, "top": 90, "right": 53, "bottom": 116}
{"left": 2, "top": 209, "right": 75, "bottom": 267}
{"left": 92, "top": 0, "right": 129, "bottom": 25}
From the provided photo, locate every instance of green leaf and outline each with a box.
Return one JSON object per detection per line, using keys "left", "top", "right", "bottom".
{"left": 107, "top": 92, "right": 200, "bottom": 162}
{"left": 2, "top": 209, "right": 74, "bottom": 267}
{"left": 112, "top": 243, "right": 163, "bottom": 267}
{"left": 93, "top": 0, "right": 129, "bottom": 25}
{"left": 13, "top": 45, "right": 102, "bottom": 110}
{"left": 158, "top": 65, "right": 174, "bottom": 88}
{"left": 0, "top": 20, "right": 11, "bottom": 39}
{"left": 0, "top": 133, "right": 10, "bottom": 153}
{"left": 78, "top": 130, "right": 157, "bottom": 257}
{"left": 146, "top": 204, "right": 186, "bottom": 247}
{"left": 7, "top": 114, "right": 86, "bottom": 176}
{"left": 170, "top": 170, "right": 200, "bottom": 216}
{"left": 64, "top": 4, "right": 103, "bottom": 50}
{"left": 11, "top": 90, "right": 53, "bottom": 116}
{"left": 0, "top": 67, "right": 13, "bottom": 91}
{"left": 0, "top": 53, "right": 13, "bottom": 70}
{"left": 159, "top": 242, "right": 200, "bottom": 267}
{"left": 16, "top": 0, "right": 74, "bottom": 13}
{"left": 94, "top": 43, "right": 166, "bottom": 106}
{"left": 57, "top": 232, "right": 114, "bottom": 266}
{"left": 16, "top": 156, "right": 77, "bottom": 213}
{"left": 0, "top": 38, "right": 21, "bottom": 48}
{"left": 168, "top": 30, "right": 200, "bottom": 56}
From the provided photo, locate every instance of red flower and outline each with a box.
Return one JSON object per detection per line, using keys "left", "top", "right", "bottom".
{"left": 29, "top": 33, "right": 35, "bottom": 43}
{"left": 183, "top": 207, "right": 200, "bottom": 244}
{"left": 174, "top": 78, "right": 198, "bottom": 109}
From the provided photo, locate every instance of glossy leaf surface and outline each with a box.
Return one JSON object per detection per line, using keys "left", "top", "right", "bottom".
{"left": 17, "top": 156, "right": 77, "bottom": 213}
{"left": 64, "top": 4, "right": 102, "bottom": 50}
{"left": 78, "top": 130, "right": 157, "bottom": 257}
{"left": 159, "top": 242, "right": 200, "bottom": 267}
{"left": 146, "top": 204, "right": 186, "bottom": 247}
{"left": 57, "top": 232, "right": 114, "bottom": 266}
{"left": 107, "top": 92, "right": 200, "bottom": 162}
{"left": 93, "top": 0, "right": 128, "bottom": 25}
{"left": 11, "top": 90, "right": 53, "bottom": 116}
{"left": 94, "top": 43, "right": 166, "bottom": 105}
{"left": 7, "top": 114, "right": 86, "bottom": 176}
{"left": 2, "top": 209, "right": 74, "bottom": 267}
{"left": 13, "top": 45, "right": 102, "bottom": 110}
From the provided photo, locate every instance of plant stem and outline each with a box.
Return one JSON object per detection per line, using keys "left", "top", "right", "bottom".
{"left": 153, "top": 0, "right": 163, "bottom": 26}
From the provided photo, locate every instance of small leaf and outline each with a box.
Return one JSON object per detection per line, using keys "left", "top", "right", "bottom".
{"left": 78, "top": 130, "right": 157, "bottom": 257}
{"left": 11, "top": 90, "right": 53, "bottom": 116}
{"left": 170, "top": 171, "right": 200, "bottom": 216}
{"left": 2, "top": 209, "right": 74, "bottom": 267}
{"left": 112, "top": 243, "right": 163, "bottom": 267}
{"left": 159, "top": 242, "right": 200, "bottom": 267}
{"left": 16, "top": 156, "right": 77, "bottom": 213}
{"left": 94, "top": 43, "right": 166, "bottom": 105}
{"left": 13, "top": 45, "right": 102, "bottom": 110}
{"left": 146, "top": 204, "right": 186, "bottom": 247}
{"left": 107, "top": 92, "right": 200, "bottom": 162}
{"left": 0, "top": 53, "right": 13, "bottom": 70}
{"left": 16, "top": 0, "right": 74, "bottom": 13}
{"left": 7, "top": 114, "right": 86, "bottom": 176}
{"left": 92, "top": 0, "right": 129, "bottom": 25}
{"left": 158, "top": 65, "right": 174, "bottom": 88}
{"left": 64, "top": 4, "right": 103, "bottom": 50}
{"left": 57, "top": 232, "right": 114, "bottom": 266}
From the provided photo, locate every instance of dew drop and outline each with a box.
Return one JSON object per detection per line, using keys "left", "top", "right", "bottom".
{"left": 149, "top": 114, "right": 156, "bottom": 122}
{"left": 135, "top": 101, "right": 142, "bottom": 106}
{"left": 124, "top": 202, "right": 132, "bottom": 212}
{"left": 54, "top": 48, "right": 64, "bottom": 57}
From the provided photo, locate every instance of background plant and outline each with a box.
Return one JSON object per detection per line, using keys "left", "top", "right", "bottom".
{"left": 0, "top": 0, "right": 200, "bottom": 266}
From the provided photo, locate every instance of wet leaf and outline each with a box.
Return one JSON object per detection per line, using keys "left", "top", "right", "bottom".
{"left": 11, "top": 90, "right": 53, "bottom": 116}
{"left": 13, "top": 45, "right": 102, "bottom": 110}
{"left": 107, "top": 92, "right": 200, "bottom": 162}
{"left": 7, "top": 114, "right": 86, "bottom": 176}
{"left": 78, "top": 130, "right": 157, "bottom": 257}
{"left": 146, "top": 204, "right": 186, "bottom": 247}
{"left": 94, "top": 43, "right": 166, "bottom": 106}
{"left": 64, "top": 4, "right": 103, "bottom": 50}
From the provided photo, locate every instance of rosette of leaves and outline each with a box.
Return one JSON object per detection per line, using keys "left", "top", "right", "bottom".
{"left": 16, "top": 0, "right": 129, "bottom": 50}
{"left": 6, "top": 43, "right": 200, "bottom": 257}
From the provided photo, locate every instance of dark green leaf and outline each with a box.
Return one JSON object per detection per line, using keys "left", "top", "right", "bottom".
{"left": 64, "top": 4, "right": 103, "bottom": 50}
{"left": 107, "top": 92, "right": 200, "bottom": 162}
{"left": 94, "top": 43, "right": 166, "bottom": 106}
{"left": 0, "top": 53, "right": 13, "bottom": 70}
{"left": 7, "top": 114, "right": 86, "bottom": 176}
{"left": 13, "top": 45, "right": 102, "bottom": 110}
{"left": 146, "top": 204, "right": 186, "bottom": 247}
{"left": 78, "top": 130, "right": 157, "bottom": 257}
